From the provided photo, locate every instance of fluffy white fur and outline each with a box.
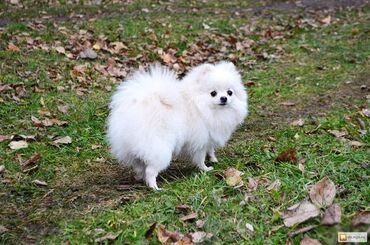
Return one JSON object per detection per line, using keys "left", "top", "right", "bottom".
{"left": 107, "top": 62, "right": 248, "bottom": 190}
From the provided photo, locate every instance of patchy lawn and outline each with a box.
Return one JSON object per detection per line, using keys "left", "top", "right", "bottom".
{"left": 0, "top": 0, "right": 369, "bottom": 244}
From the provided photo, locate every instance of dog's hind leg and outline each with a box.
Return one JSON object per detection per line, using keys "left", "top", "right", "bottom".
{"left": 144, "top": 150, "right": 172, "bottom": 190}
{"left": 133, "top": 160, "right": 145, "bottom": 181}
{"left": 193, "top": 150, "right": 214, "bottom": 171}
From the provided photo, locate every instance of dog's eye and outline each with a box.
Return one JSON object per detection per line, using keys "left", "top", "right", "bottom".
{"left": 227, "top": 90, "right": 233, "bottom": 96}
{"left": 210, "top": 91, "right": 217, "bottom": 97}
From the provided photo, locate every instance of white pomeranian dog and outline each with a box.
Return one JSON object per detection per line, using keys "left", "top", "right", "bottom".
{"left": 107, "top": 62, "right": 248, "bottom": 190}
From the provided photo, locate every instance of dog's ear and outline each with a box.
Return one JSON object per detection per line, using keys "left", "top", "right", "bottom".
{"left": 194, "top": 63, "right": 213, "bottom": 82}
{"left": 196, "top": 63, "right": 213, "bottom": 75}
{"left": 217, "top": 61, "right": 236, "bottom": 72}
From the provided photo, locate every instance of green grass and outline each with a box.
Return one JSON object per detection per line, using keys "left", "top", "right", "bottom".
{"left": 1, "top": 1, "right": 369, "bottom": 244}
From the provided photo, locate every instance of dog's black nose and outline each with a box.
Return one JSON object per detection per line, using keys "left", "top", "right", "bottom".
{"left": 220, "top": 96, "right": 227, "bottom": 103}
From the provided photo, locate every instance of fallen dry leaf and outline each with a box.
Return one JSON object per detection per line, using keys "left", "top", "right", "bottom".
{"left": 288, "top": 225, "right": 318, "bottom": 237}
{"left": 156, "top": 224, "right": 192, "bottom": 245}
{"left": 309, "top": 177, "right": 336, "bottom": 208}
{"left": 22, "top": 153, "right": 41, "bottom": 167}
{"left": 0, "top": 135, "right": 11, "bottom": 142}
{"left": 94, "top": 233, "right": 119, "bottom": 243}
{"left": 110, "top": 42, "right": 128, "bottom": 54}
{"left": 321, "top": 203, "right": 341, "bottom": 225}
{"left": 245, "top": 223, "right": 254, "bottom": 234}
{"left": 53, "top": 136, "right": 72, "bottom": 145}
{"left": 320, "top": 16, "right": 331, "bottom": 25}
{"left": 32, "top": 179, "right": 48, "bottom": 187}
{"left": 191, "top": 231, "right": 213, "bottom": 243}
{"left": 161, "top": 53, "right": 175, "bottom": 64}
{"left": 267, "top": 179, "right": 281, "bottom": 191}
{"left": 328, "top": 129, "right": 347, "bottom": 138}
{"left": 57, "top": 104, "right": 69, "bottom": 114}
{"left": 180, "top": 212, "right": 197, "bottom": 222}
{"left": 282, "top": 200, "right": 320, "bottom": 227}
{"left": 247, "top": 177, "right": 258, "bottom": 190}
{"left": 351, "top": 211, "right": 370, "bottom": 226}
{"left": 9, "top": 140, "right": 28, "bottom": 150}
{"left": 300, "top": 237, "right": 322, "bottom": 245}
{"left": 280, "top": 101, "right": 296, "bottom": 106}
{"left": 361, "top": 108, "right": 370, "bottom": 117}
{"left": 7, "top": 43, "right": 20, "bottom": 52}
{"left": 275, "top": 148, "right": 298, "bottom": 164}
{"left": 91, "top": 144, "right": 102, "bottom": 150}
{"left": 224, "top": 167, "right": 243, "bottom": 186}
{"left": 347, "top": 140, "right": 364, "bottom": 147}
{"left": 54, "top": 46, "right": 66, "bottom": 54}
{"left": 0, "top": 165, "right": 5, "bottom": 174}
{"left": 145, "top": 222, "right": 157, "bottom": 240}
{"left": 196, "top": 220, "right": 205, "bottom": 228}
{"left": 176, "top": 204, "right": 191, "bottom": 213}
{"left": 290, "top": 118, "right": 305, "bottom": 127}
{"left": 0, "top": 225, "right": 8, "bottom": 234}
{"left": 79, "top": 48, "right": 98, "bottom": 59}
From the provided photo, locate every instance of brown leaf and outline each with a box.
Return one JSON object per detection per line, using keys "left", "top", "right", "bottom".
{"left": 191, "top": 231, "right": 212, "bottom": 243}
{"left": 109, "top": 42, "right": 128, "bottom": 54}
{"left": 91, "top": 144, "right": 102, "bottom": 150}
{"left": 53, "top": 136, "right": 72, "bottom": 145}
{"left": 0, "top": 225, "right": 9, "bottom": 234}
{"left": 9, "top": 140, "right": 28, "bottom": 150}
{"left": 280, "top": 101, "right": 296, "bottom": 106}
{"left": 7, "top": 43, "right": 20, "bottom": 52}
{"left": 32, "top": 179, "right": 48, "bottom": 187}
{"left": 247, "top": 177, "right": 258, "bottom": 190}
{"left": 0, "top": 165, "right": 5, "bottom": 174}
{"left": 156, "top": 224, "right": 190, "bottom": 244}
{"left": 309, "top": 177, "right": 336, "bottom": 208}
{"left": 320, "top": 16, "right": 331, "bottom": 25}
{"left": 282, "top": 200, "right": 320, "bottom": 227}
{"left": 180, "top": 212, "right": 197, "bottom": 222}
{"left": 321, "top": 203, "right": 341, "bottom": 225}
{"left": 31, "top": 116, "right": 43, "bottom": 127}
{"left": 328, "top": 129, "right": 347, "bottom": 138}
{"left": 275, "top": 148, "right": 298, "bottom": 164}
{"left": 347, "top": 140, "right": 364, "bottom": 147}
{"left": 54, "top": 46, "right": 66, "bottom": 54}
{"left": 79, "top": 48, "right": 98, "bottom": 59}
{"left": 267, "top": 179, "right": 281, "bottom": 191}
{"left": 300, "top": 237, "right": 322, "bottom": 245}
{"left": 161, "top": 53, "right": 175, "bottom": 64}
{"left": 0, "top": 135, "right": 11, "bottom": 142}
{"left": 57, "top": 104, "right": 69, "bottom": 114}
{"left": 196, "top": 220, "right": 205, "bottom": 228}
{"left": 288, "top": 225, "right": 318, "bottom": 237}
{"left": 290, "top": 119, "right": 305, "bottom": 127}
{"left": 94, "top": 233, "right": 119, "bottom": 243}
{"left": 224, "top": 168, "right": 243, "bottom": 186}
{"left": 361, "top": 108, "right": 370, "bottom": 117}
{"left": 145, "top": 222, "right": 157, "bottom": 240}
{"left": 176, "top": 204, "right": 191, "bottom": 212}
{"left": 244, "top": 80, "right": 255, "bottom": 87}
{"left": 351, "top": 211, "right": 370, "bottom": 226}
{"left": 22, "top": 153, "right": 41, "bottom": 167}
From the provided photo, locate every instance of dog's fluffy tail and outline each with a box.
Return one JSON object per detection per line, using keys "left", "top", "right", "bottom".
{"left": 109, "top": 64, "right": 178, "bottom": 109}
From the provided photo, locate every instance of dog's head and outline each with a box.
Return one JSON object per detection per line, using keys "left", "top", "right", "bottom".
{"left": 186, "top": 62, "right": 247, "bottom": 111}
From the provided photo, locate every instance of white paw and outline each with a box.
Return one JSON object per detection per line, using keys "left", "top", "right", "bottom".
{"left": 209, "top": 157, "right": 218, "bottom": 163}
{"left": 202, "top": 166, "right": 214, "bottom": 172}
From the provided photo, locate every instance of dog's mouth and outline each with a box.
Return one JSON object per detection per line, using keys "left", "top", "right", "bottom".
{"left": 219, "top": 102, "right": 227, "bottom": 106}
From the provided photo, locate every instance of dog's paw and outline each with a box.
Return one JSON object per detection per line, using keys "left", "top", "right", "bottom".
{"left": 209, "top": 157, "right": 218, "bottom": 163}
{"left": 202, "top": 166, "right": 214, "bottom": 172}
